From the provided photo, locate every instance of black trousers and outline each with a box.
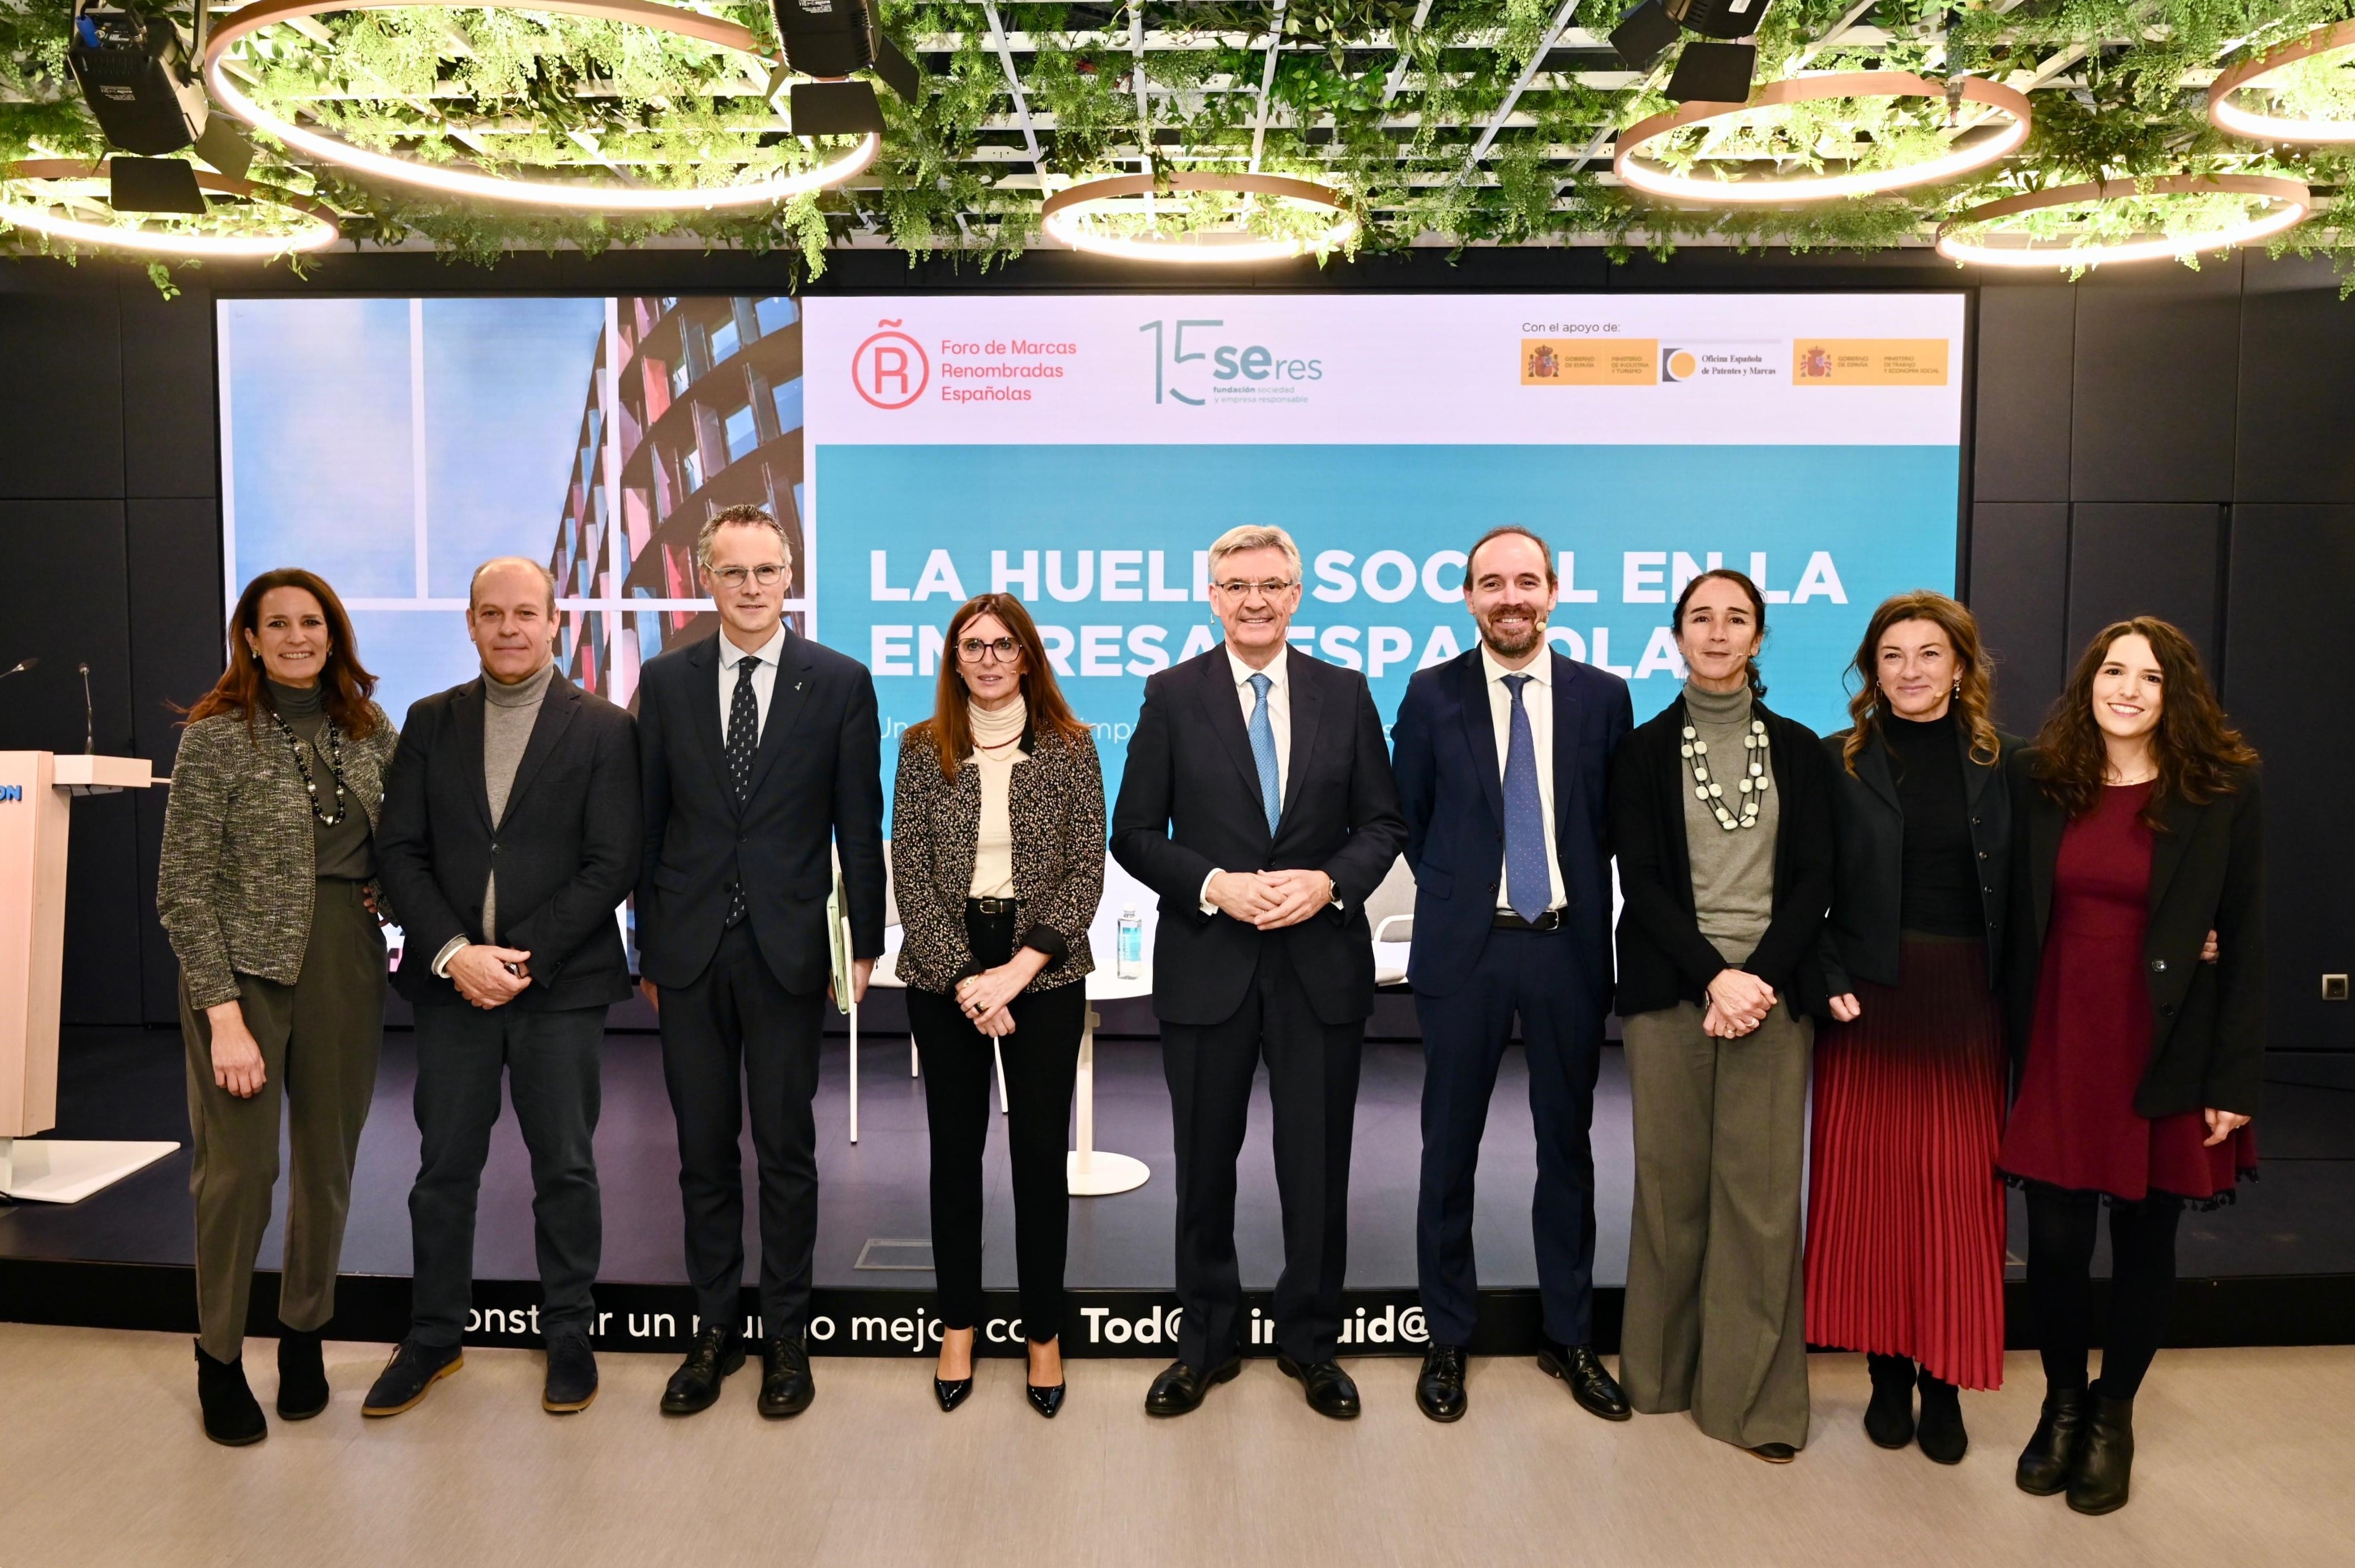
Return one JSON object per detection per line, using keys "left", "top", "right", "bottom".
{"left": 660, "top": 920, "right": 826, "bottom": 1340}
{"left": 2023, "top": 1180, "right": 2183, "bottom": 1400}
{"left": 409, "top": 1002, "right": 605, "bottom": 1348}
{"left": 906, "top": 903, "right": 1086, "bottom": 1343}
{"left": 1414, "top": 924, "right": 1602, "bottom": 1348}
{"left": 1162, "top": 941, "right": 1363, "bottom": 1368}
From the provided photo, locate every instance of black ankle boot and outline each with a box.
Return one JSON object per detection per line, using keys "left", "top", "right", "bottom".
{"left": 2016, "top": 1385, "right": 2089, "bottom": 1495}
{"left": 276, "top": 1327, "right": 330, "bottom": 1420}
{"left": 1864, "top": 1354, "right": 1916, "bottom": 1449}
{"left": 1914, "top": 1370, "right": 1967, "bottom": 1464}
{"left": 195, "top": 1342, "right": 267, "bottom": 1446}
{"left": 2067, "top": 1388, "right": 2136, "bottom": 1515}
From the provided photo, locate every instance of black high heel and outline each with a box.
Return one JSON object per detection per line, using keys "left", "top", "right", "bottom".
{"left": 1026, "top": 1382, "right": 1066, "bottom": 1419}
{"left": 933, "top": 1376, "right": 973, "bottom": 1412}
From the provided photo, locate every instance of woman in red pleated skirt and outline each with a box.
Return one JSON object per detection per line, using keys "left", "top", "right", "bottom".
{"left": 1808, "top": 593, "right": 2016, "bottom": 1464}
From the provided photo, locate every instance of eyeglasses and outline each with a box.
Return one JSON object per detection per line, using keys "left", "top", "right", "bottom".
{"left": 957, "top": 636, "right": 1020, "bottom": 664}
{"left": 1212, "top": 578, "right": 1299, "bottom": 599}
{"left": 710, "top": 563, "right": 787, "bottom": 589}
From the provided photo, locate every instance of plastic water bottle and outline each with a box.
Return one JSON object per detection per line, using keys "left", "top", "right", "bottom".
{"left": 1116, "top": 907, "right": 1142, "bottom": 979}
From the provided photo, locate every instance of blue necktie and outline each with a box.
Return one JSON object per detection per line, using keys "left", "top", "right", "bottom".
{"left": 1501, "top": 674, "right": 1549, "bottom": 922}
{"left": 1246, "top": 672, "right": 1281, "bottom": 835}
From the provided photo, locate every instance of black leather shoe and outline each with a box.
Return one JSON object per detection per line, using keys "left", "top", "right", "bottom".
{"left": 275, "top": 1327, "right": 329, "bottom": 1421}
{"left": 934, "top": 1376, "right": 973, "bottom": 1412}
{"left": 543, "top": 1331, "right": 598, "bottom": 1414}
{"left": 1537, "top": 1341, "right": 1631, "bottom": 1421}
{"left": 758, "top": 1336, "right": 815, "bottom": 1418}
{"left": 2066, "top": 1390, "right": 2135, "bottom": 1515}
{"left": 1416, "top": 1345, "right": 1469, "bottom": 1423}
{"left": 660, "top": 1327, "right": 744, "bottom": 1416}
{"left": 1747, "top": 1442, "right": 1799, "bottom": 1464}
{"left": 1144, "top": 1357, "right": 1239, "bottom": 1417}
{"left": 1864, "top": 1353, "right": 1916, "bottom": 1449}
{"left": 362, "top": 1338, "right": 463, "bottom": 1417}
{"left": 196, "top": 1342, "right": 266, "bottom": 1446}
{"left": 2016, "top": 1385, "right": 2089, "bottom": 1495}
{"left": 1278, "top": 1356, "right": 1361, "bottom": 1420}
{"left": 1026, "top": 1382, "right": 1067, "bottom": 1419}
{"left": 1915, "top": 1369, "right": 1967, "bottom": 1464}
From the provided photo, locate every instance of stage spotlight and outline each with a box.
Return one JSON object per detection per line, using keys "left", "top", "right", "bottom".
{"left": 1665, "top": 41, "right": 1758, "bottom": 104}
{"left": 772, "top": 0, "right": 921, "bottom": 106}
{"left": 1610, "top": 2, "right": 1682, "bottom": 72}
{"left": 66, "top": 0, "right": 208, "bottom": 156}
{"left": 1664, "top": 0, "right": 1769, "bottom": 41}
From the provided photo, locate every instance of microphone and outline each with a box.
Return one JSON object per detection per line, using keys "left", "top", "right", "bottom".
{"left": 0, "top": 657, "right": 37, "bottom": 681}
{"left": 78, "top": 662, "right": 93, "bottom": 754}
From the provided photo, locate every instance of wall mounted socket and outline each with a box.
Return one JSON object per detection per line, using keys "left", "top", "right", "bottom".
{"left": 2326, "top": 974, "right": 2350, "bottom": 1003}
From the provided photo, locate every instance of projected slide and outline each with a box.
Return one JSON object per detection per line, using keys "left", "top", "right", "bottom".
{"left": 803, "top": 293, "right": 1967, "bottom": 803}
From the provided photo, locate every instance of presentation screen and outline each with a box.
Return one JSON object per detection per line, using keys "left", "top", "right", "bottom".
{"left": 216, "top": 290, "right": 1964, "bottom": 828}
{"left": 804, "top": 293, "right": 1966, "bottom": 809}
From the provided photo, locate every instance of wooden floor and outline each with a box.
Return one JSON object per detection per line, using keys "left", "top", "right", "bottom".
{"left": 2, "top": 1327, "right": 2346, "bottom": 1568}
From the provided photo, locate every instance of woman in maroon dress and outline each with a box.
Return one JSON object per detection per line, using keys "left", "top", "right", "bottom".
{"left": 1810, "top": 593, "right": 2015, "bottom": 1465}
{"left": 2000, "top": 617, "right": 2262, "bottom": 1516}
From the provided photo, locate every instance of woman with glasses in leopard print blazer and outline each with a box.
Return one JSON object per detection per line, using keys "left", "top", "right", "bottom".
{"left": 891, "top": 593, "right": 1104, "bottom": 1420}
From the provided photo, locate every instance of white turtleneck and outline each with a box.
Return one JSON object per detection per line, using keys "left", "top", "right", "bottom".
{"left": 968, "top": 695, "right": 1028, "bottom": 898}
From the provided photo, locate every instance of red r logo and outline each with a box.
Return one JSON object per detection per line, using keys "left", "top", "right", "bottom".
{"left": 852, "top": 322, "right": 929, "bottom": 409}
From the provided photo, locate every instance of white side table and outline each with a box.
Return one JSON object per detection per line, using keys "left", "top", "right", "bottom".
{"left": 1069, "top": 967, "right": 1152, "bottom": 1197}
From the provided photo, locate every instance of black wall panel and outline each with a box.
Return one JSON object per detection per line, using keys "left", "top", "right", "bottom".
{"left": 0, "top": 499, "right": 143, "bottom": 1023}
{"left": 1967, "top": 502, "right": 2070, "bottom": 732}
{"left": 2065, "top": 503, "right": 2224, "bottom": 666}
{"left": 2236, "top": 275, "right": 2355, "bottom": 505}
{"left": 2070, "top": 262, "right": 2242, "bottom": 503}
{"left": 1972, "top": 286, "right": 2074, "bottom": 503}
{"left": 118, "top": 289, "right": 218, "bottom": 500}
{"left": 0, "top": 272, "right": 125, "bottom": 502}
{"left": 2226, "top": 505, "right": 2355, "bottom": 1056}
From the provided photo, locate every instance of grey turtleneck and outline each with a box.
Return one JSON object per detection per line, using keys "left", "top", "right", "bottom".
{"left": 268, "top": 678, "right": 374, "bottom": 881}
{"left": 1678, "top": 679, "right": 1779, "bottom": 965}
{"left": 480, "top": 659, "right": 557, "bottom": 942}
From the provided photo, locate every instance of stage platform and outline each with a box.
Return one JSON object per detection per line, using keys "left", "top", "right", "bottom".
{"left": 3, "top": 1026, "right": 2351, "bottom": 1357}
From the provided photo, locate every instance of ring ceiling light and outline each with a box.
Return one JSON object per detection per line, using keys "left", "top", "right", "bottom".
{"left": 1040, "top": 172, "right": 1357, "bottom": 264}
{"left": 202, "top": 0, "right": 878, "bottom": 212}
{"left": 1934, "top": 174, "right": 2311, "bottom": 268}
{"left": 0, "top": 158, "right": 340, "bottom": 256}
{"left": 1614, "top": 72, "right": 2033, "bottom": 204}
{"left": 2209, "top": 22, "right": 2355, "bottom": 145}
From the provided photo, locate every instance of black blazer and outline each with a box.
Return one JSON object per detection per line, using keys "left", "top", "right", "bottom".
{"left": 1607, "top": 695, "right": 1836, "bottom": 1021}
{"left": 1819, "top": 722, "right": 2018, "bottom": 995}
{"left": 377, "top": 671, "right": 643, "bottom": 1011}
{"left": 1390, "top": 647, "right": 1631, "bottom": 1005}
{"left": 2002, "top": 751, "right": 2266, "bottom": 1119}
{"left": 635, "top": 627, "right": 886, "bottom": 994}
{"left": 1110, "top": 645, "right": 1407, "bottom": 1028}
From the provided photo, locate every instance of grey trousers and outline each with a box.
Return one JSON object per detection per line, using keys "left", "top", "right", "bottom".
{"left": 1619, "top": 999, "right": 1814, "bottom": 1451}
{"left": 179, "top": 879, "right": 386, "bottom": 1363}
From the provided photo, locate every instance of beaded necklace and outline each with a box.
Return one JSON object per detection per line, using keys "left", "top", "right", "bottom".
{"left": 268, "top": 706, "right": 352, "bottom": 827}
{"left": 1681, "top": 702, "right": 1771, "bottom": 832}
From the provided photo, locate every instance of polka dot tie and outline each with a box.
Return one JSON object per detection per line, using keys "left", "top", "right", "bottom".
{"left": 725, "top": 654, "right": 758, "bottom": 926}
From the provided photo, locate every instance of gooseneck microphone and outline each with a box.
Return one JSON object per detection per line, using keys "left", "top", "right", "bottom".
{"left": 78, "top": 662, "right": 94, "bottom": 754}
{"left": 0, "top": 657, "right": 37, "bottom": 681}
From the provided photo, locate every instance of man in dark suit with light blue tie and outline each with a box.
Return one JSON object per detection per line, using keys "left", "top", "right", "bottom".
{"left": 1390, "top": 525, "right": 1634, "bottom": 1424}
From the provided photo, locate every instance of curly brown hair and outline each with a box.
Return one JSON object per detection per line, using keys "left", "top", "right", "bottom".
{"left": 2031, "top": 616, "right": 2257, "bottom": 828}
{"left": 1841, "top": 591, "right": 2000, "bottom": 775}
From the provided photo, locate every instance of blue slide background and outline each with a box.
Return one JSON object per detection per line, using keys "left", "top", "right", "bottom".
{"left": 817, "top": 443, "right": 1960, "bottom": 817}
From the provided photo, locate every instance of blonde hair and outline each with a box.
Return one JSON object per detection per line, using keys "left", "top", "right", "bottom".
{"left": 1206, "top": 525, "right": 1302, "bottom": 582}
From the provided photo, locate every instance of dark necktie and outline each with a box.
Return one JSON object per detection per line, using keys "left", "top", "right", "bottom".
{"left": 725, "top": 655, "right": 758, "bottom": 924}
{"left": 1501, "top": 674, "right": 1549, "bottom": 922}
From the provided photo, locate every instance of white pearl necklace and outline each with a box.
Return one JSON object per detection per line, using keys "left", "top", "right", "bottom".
{"left": 1682, "top": 713, "right": 1770, "bottom": 832}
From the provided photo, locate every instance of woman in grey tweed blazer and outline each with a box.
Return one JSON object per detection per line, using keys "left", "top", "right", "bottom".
{"left": 157, "top": 568, "right": 398, "bottom": 1446}
{"left": 891, "top": 593, "right": 1104, "bottom": 1419}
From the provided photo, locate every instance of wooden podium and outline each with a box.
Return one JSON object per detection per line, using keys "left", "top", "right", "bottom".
{"left": 0, "top": 752, "right": 178, "bottom": 1202}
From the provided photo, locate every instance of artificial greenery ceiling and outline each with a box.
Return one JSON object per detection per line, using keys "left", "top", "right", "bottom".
{"left": 2, "top": 0, "right": 2353, "bottom": 281}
